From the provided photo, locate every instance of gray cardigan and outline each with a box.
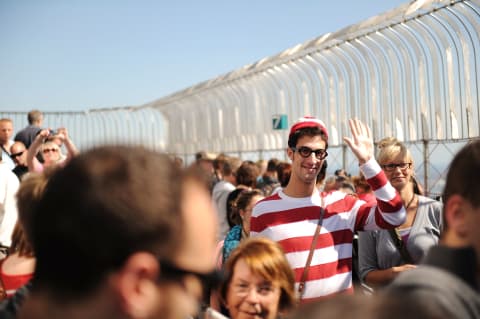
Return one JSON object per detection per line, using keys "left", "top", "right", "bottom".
{"left": 358, "top": 195, "right": 443, "bottom": 283}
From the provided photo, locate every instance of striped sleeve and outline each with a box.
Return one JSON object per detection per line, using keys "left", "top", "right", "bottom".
{"left": 356, "top": 157, "right": 406, "bottom": 231}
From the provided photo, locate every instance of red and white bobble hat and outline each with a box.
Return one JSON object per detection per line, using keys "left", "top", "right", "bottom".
{"left": 289, "top": 116, "right": 329, "bottom": 141}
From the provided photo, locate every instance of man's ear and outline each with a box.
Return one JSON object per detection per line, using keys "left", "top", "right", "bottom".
{"left": 286, "top": 147, "right": 294, "bottom": 161}
{"left": 445, "top": 194, "right": 469, "bottom": 239}
{"left": 111, "top": 252, "right": 161, "bottom": 318}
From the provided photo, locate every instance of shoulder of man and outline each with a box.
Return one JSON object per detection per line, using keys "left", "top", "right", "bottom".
{"left": 385, "top": 266, "right": 480, "bottom": 319}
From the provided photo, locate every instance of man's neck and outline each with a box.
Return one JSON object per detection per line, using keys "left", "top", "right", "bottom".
{"left": 283, "top": 178, "right": 316, "bottom": 198}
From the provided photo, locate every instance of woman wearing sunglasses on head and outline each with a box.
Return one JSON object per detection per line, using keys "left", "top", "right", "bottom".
{"left": 26, "top": 128, "right": 78, "bottom": 173}
{"left": 357, "top": 137, "right": 443, "bottom": 291}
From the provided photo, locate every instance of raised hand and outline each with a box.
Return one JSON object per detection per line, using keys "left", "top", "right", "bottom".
{"left": 343, "top": 118, "right": 374, "bottom": 165}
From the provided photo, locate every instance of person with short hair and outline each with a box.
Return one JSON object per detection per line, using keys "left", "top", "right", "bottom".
{"left": 10, "top": 142, "right": 29, "bottom": 181}
{"left": 385, "top": 139, "right": 480, "bottom": 319}
{"left": 212, "top": 156, "right": 242, "bottom": 241}
{"left": 0, "top": 118, "right": 15, "bottom": 170}
{"left": 251, "top": 117, "right": 406, "bottom": 302}
{"left": 13, "top": 110, "right": 43, "bottom": 149}
{"left": 17, "top": 146, "right": 221, "bottom": 319}
{"left": 220, "top": 237, "right": 296, "bottom": 319}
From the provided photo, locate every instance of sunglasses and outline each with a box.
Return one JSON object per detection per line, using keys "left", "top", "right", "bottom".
{"left": 11, "top": 151, "right": 25, "bottom": 158}
{"left": 381, "top": 162, "right": 412, "bottom": 172}
{"left": 291, "top": 146, "right": 328, "bottom": 160}
{"left": 157, "top": 259, "right": 223, "bottom": 290}
{"left": 42, "top": 148, "right": 59, "bottom": 154}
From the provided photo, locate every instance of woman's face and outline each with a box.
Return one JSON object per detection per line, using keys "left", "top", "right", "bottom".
{"left": 381, "top": 153, "right": 413, "bottom": 192}
{"left": 226, "top": 258, "right": 281, "bottom": 319}
{"left": 240, "top": 195, "right": 264, "bottom": 235}
{"left": 41, "top": 143, "right": 61, "bottom": 165}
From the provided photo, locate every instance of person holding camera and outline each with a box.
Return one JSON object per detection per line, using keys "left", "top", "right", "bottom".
{"left": 26, "top": 128, "right": 78, "bottom": 173}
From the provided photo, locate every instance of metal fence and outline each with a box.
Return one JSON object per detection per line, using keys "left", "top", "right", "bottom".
{"left": 2, "top": 0, "right": 479, "bottom": 197}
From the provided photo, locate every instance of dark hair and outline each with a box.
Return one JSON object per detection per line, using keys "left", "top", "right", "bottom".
{"left": 230, "top": 189, "right": 264, "bottom": 229}
{"left": 235, "top": 161, "right": 259, "bottom": 188}
{"left": 31, "top": 146, "right": 184, "bottom": 299}
{"left": 316, "top": 160, "right": 328, "bottom": 184}
{"left": 443, "top": 140, "right": 480, "bottom": 219}
{"left": 266, "top": 158, "right": 280, "bottom": 172}
{"left": 276, "top": 162, "right": 292, "bottom": 187}
{"left": 226, "top": 188, "right": 245, "bottom": 227}
{"left": 27, "top": 110, "right": 43, "bottom": 125}
{"left": 287, "top": 126, "right": 328, "bottom": 149}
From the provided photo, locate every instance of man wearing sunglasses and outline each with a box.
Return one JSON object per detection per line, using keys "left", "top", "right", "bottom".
{"left": 16, "top": 146, "right": 220, "bottom": 319}
{"left": 10, "top": 141, "right": 29, "bottom": 181}
{"left": 251, "top": 116, "right": 406, "bottom": 302}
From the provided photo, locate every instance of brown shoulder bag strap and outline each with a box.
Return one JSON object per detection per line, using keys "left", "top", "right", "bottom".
{"left": 298, "top": 200, "right": 326, "bottom": 298}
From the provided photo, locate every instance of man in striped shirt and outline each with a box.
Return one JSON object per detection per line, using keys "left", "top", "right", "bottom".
{"left": 250, "top": 117, "right": 405, "bottom": 302}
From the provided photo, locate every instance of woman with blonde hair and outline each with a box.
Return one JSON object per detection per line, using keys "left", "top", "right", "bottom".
{"left": 219, "top": 237, "right": 296, "bottom": 319}
{"left": 358, "top": 137, "right": 443, "bottom": 290}
{"left": 27, "top": 128, "right": 78, "bottom": 173}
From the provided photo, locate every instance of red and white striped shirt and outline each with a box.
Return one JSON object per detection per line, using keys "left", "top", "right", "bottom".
{"left": 250, "top": 158, "right": 405, "bottom": 302}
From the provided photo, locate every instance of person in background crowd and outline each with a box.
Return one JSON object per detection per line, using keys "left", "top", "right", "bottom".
{"left": 14, "top": 110, "right": 43, "bottom": 149}
{"left": 271, "top": 161, "right": 292, "bottom": 194}
{"left": 226, "top": 161, "right": 260, "bottom": 229}
{"left": 352, "top": 173, "right": 376, "bottom": 205}
{"left": 26, "top": 128, "right": 78, "bottom": 173}
{"left": 251, "top": 117, "right": 405, "bottom": 302}
{"left": 255, "top": 160, "right": 267, "bottom": 183}
{"left": 10, "top": 142, "right": 29, "bottom": 181}
{"left": 0, "top": 172, "right": 50, "bottom": 301}
{"left": 335, "top": 175, "right": 356, "bottom": 195}
{"left": 385, "top": 139, "right": 480, "bottom": 319}
{"left": 314, "top": 160, "right": 328, "bottom": 192}
{"left": 213, "top": 153, "right": 228, "bottom": 184}
{"left": 0, "top": 153, "right": 19, "bottom": 250}
{"left": 219, "top": 237, "right": 296, "bottom": 319}
{"left": 358, "top": 137, "right": 442, "bottom": 290}
{"left": 334, "top": 168, "right": 350, "bottom": 178}
{"left": 17, "top": 146, "right": 221, "bottom": 319}
{"left": 0, "top": 119, "right": 15, "bottom": 170}
{"left": 195, "top": 151, "right": 217, "bottom": 192}
{"left": 256, "top": 158, "right": 280, "bottom": 196}
{"left": 212, "top": 156, "right": 242, "bottom": 241}
{"left": 221, "top": 189, "right": 264, "bottom": 264}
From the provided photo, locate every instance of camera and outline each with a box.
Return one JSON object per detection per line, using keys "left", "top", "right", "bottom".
{"left": 49, "top": 129, "right": 58, "bottom": 135}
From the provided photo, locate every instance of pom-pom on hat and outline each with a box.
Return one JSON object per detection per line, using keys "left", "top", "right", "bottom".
{"left": 289, "top": 116, "right": 329, "bottom": 141}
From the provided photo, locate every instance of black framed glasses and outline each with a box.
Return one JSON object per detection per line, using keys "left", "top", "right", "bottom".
{"left": 291, "top": 146, "right": 328, "bottom": 160}
{"left": 158, "top": 259, "right": 223, "bottom": 290}
{"left": 10, "top": 151, "right": 25, "bottom": 158}
{"left": 381, "top": 162, "right": 412, "bottom": 172}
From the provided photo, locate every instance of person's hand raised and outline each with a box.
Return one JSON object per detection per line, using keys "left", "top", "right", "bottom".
{"left": 343, "top": 118, "right": 373, "bottom": 165}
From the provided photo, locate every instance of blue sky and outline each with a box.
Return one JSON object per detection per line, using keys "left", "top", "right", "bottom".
{"left": 0, "top": 0, "right": 407, "bottom": 112}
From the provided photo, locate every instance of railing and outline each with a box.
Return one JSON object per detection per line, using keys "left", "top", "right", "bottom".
{"left": 2, "top": 0, "right": 479, "bottom": 197}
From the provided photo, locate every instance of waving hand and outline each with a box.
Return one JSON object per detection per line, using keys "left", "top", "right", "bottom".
{"left": 343, "top": 119, "right": 374, "bottom": 165}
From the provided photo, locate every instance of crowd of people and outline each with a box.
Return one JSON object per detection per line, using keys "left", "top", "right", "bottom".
{"left": 0, "top": 111, "right": 478, "bottom": 319}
